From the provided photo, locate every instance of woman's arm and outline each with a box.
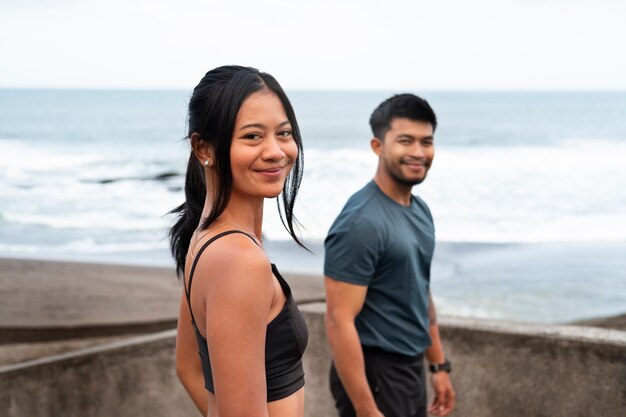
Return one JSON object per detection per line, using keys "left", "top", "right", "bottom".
{"left": 176, "top": 291, "right": 209, "bottom": 416}
{"left": 201, "top": 236, "right": 275, "bottom": 417}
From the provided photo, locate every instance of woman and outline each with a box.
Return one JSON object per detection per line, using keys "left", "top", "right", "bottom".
{"left": 169, "top": 66, "right": 308, "bottom": 417}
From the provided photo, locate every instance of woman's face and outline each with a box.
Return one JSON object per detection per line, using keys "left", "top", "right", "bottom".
{"left": 229, "top": 89, "right": 298, "bottom": 200}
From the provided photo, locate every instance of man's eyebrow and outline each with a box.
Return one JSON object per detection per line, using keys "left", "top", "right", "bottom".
{"left": 396, "top": 133, "right": 415, "bottom": 140}
{"left": 239, "top": 120, "right": 291, "bottom": 130}
{"left": 395, "top": 133, "right": 434, "bottom": 140}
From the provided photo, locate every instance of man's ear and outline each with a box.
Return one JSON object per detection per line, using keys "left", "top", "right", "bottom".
{"left": 191, "top": 133, "right": 214, "bottom": 167}
{"left": 370, "top": 137, "right": 383, "bottom": 157}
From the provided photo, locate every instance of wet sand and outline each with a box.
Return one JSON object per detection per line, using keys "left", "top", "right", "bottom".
{"left": 572, "top": 313, "right": 626, "bottom": 331}
{"left": 0, "top": 258, "right": 181, "bottom": 328}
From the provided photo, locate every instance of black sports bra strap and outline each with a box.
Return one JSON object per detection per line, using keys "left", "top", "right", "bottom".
{"left": 184, "top": 230, "right": 260, "bottom": 330}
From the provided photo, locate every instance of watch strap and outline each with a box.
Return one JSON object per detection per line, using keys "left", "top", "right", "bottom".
{"left": 428, "top": 359, "right": 452, "bottom": 373}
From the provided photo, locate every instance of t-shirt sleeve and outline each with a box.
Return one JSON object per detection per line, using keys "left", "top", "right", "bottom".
{"left": 414, "top": 195, "right": 435, "bottom": 233}
{"left": 324, "top": 215, "right": 382, "bottom": 286}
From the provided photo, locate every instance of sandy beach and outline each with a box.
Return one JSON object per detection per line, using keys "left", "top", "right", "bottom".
{"left": 0, "top": 258, "right": 180, "bottom": 328}
{"left": 572, "top": 313, "right": 626, "bottom": 330}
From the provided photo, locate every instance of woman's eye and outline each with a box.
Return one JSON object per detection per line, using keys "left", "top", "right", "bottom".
{"left": 278, "top": 130, "right": 293, "bottom": 138}
{"left": 244, "top": 133, "right": 261, "bottom": 140}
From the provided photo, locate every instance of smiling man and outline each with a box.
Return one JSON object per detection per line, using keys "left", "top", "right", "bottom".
{"left": 324, "top": 94, "right": 455, "bottom": 417}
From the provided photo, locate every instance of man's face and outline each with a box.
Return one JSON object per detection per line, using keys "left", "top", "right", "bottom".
{"left": 374, "top": 117, "right": 435, "bottom": 186}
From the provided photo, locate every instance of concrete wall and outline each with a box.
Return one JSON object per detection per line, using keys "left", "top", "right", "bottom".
{"left": 299, "top": 303, "right": 626, "bottom": 417}
{"left": 0, "top": 330, "right": 198, "bottom": 417}
{"left": 1, "top": 305, "right": 625, "bottom": 417}
{"left": 436, "top": 315, "right": 626, "bottom": 417}
{"left": 300, "top": 304, "right": 337, "bottom": 417}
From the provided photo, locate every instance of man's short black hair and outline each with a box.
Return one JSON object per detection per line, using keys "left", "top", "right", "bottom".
{"left": 369, "top": 94, "right": 437, "bottom": 140}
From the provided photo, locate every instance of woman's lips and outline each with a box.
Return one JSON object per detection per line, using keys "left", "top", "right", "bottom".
{"left": 254, "top": 166, "right": 285, "bottom": 179}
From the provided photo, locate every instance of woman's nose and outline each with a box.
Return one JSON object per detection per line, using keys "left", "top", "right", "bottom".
{"left": 262, "top": 136, "right": 286, "bottom": 161}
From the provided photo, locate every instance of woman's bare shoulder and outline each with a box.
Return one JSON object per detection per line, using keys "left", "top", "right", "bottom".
{"left": 193, "top": 232, "right": 273, "bottom": 297}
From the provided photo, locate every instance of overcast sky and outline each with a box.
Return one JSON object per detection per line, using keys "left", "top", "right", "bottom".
{"left": 1, "top": 0, "right": 625, "bottom": 90}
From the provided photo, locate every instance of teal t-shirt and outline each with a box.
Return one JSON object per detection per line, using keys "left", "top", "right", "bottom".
{"left": 324, "top": 180, "right": 435, "bottom": 356}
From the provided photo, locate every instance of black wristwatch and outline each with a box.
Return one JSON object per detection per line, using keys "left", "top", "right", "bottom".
{"left": 428, "top": 359, "right": 452, "bottom": 373}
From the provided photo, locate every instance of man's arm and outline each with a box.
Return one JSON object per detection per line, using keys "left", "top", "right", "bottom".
{"left": 325, "top": 277, "right": 384, "bottom": 417}
{"left": 425, "top": 293, "right": 456, "bottom": 416}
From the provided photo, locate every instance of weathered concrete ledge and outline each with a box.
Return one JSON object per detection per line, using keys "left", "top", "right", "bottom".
{"left": 1, "top": 305, "right": 625, "bottom": 417}
{"left": 0, "top": 330, "right": 176, "bottom": 374}
{"left": 300, "top": 303, "right": 626, "bottom": 417}
{"left": 0, "top": 329, "right": 198, "bottom": 416}
{"left": 433, "top": 314, "right": 626, "bottom": 417}
{"left": 0, "top": 319, "right": 178, "bottom": 345}
{"left": 440, "top": 315, "right": 626, "bottom": 345}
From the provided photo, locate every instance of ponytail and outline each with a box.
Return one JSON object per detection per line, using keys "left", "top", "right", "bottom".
{"left": 168, "top": 153, "right": 206, "bottom": 278}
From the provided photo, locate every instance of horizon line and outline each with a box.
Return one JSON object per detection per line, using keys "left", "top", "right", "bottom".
{"left": 2, "top": 86, "right": 626, "bottom": 93}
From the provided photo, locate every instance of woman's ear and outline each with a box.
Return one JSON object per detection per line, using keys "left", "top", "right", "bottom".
{"left": 191, "top": 133, "right": 214, "bottom": 167}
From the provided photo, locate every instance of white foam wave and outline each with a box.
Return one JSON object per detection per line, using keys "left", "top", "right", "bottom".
{"left": 264, "top": 142, "right": 626, "bottom": 242}
{"left": 0, "top": 239, "right": 168, "bottom": 255}
{"left": 432, "top": 295, "right": 506, "bottom": 321}
{"left": 2, "top": 140, "right": 626, "bottom": 244}
{"left": 0, "top": 139, "right": 186, "bottom": 185}
{"left": 3, "top": 212, "right": 170, "bottom": 231}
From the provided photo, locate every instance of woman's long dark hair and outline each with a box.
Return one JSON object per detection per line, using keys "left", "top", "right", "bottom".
{"left": 168, "top": 65, "right": 305, "bottom": 278}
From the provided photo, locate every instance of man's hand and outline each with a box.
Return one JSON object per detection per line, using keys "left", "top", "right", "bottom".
{"left": 428, "top": 372, "right": 455, "bottom": 416}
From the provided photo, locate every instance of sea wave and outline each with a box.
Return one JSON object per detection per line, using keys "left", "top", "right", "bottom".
{"left": 2, "top": 212, "right": 170, "bottom": 231}
{"left": 2, "top": 107, "right": 626, "bottom": 247}
{"left": 0, "top": 238, "right": 168, "bottom": 255}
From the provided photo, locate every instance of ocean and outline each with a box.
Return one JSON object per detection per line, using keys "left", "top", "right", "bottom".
{"left": 1, "top": 89, "right": 625, "bottom": 323}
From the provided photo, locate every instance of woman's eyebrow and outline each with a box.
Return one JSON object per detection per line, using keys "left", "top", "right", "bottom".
{"left": 239, "top": 120, "right": 291, "bottom": 130}
{"left": 239, "top": 123, "right": 265, "bottom": 130}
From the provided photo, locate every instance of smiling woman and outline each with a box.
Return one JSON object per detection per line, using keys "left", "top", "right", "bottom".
{"left": 168, "top": 66, "right": 308, "bottom": 417}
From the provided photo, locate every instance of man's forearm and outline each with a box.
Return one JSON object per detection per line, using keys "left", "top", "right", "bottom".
{"left": 425, "top": 321, "right": 446, "bottom": 363}
{"left": 425, "top": 302, "right": 456, "bottom": 416}
{"left": 426, "top": 293, "right": 446, "bottom": 363}
{"left": 326, "top": 317, "right": 378, "bottom": 413}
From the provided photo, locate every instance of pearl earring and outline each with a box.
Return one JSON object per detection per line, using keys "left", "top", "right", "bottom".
{"left": 204, "top": 160, "right": 210, "bottom": 166}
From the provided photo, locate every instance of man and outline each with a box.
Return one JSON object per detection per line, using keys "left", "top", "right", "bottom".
{"left": 324, "top": 94, "right": 455, "bottom": 417}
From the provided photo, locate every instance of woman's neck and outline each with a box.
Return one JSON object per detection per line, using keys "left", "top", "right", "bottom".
{"left": 201, "top": 192, "right": 264, "bottom": 240}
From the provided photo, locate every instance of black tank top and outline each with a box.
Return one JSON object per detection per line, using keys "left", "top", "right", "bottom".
{"left": 184, "top": 230, "right": 308, "bottom": 401}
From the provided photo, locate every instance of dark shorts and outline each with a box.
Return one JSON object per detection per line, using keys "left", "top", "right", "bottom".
{"left": 330, "top": 346, "right": 427, "bottom": 417}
